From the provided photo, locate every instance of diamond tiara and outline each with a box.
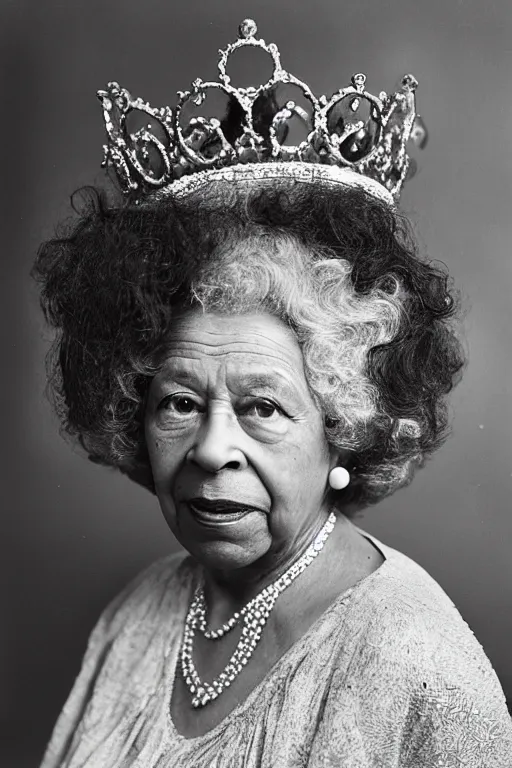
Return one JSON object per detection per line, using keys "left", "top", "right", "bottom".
{"left": 97, "top": 19, "right": 426, "bottom": 205}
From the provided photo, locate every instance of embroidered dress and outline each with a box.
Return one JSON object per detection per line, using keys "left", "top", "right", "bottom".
{"left": 40, "top": 527, "right": 512, "bottom": 767}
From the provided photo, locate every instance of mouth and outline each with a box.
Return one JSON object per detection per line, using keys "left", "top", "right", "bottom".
{"left": 186, "top": 497, "right": 267, "bottom": 526}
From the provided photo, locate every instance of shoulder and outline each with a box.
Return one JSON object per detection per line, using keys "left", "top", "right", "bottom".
{"left": 93, "top": 549, "right": 194, "bottom": 645}
{"left": 343, "top": 528, "right": 511, "bottom": 721}
{"left": 349, "top": 530, "right": 497, "bottom": 677}
{"left": 350, "top": 526, "right": 488, "bottom": 654}
{"left": 39, "top": 550, "right": 196, "bottom": 766}
{"left": 324, "top": 529, "right": 512, "bottom": 760}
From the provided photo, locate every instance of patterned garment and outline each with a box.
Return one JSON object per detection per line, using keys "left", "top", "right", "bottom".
{"left": 40, "top": 526, "right": 512, "bottom": 767}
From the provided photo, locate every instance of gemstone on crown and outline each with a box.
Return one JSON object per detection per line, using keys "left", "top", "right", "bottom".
{"left": 97, "top": 19, "right": 424, "bottom": 203}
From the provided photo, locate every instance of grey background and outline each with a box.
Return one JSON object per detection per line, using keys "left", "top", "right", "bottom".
{"left": 2, "top": 0, "right": 512, "bottom": 764}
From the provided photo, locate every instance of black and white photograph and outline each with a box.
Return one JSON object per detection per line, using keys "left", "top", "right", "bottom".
{"left": 2, "top": 0, "right": 512, "bottom": 765}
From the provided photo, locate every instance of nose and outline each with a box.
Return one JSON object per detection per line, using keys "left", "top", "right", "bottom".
{"left": 186, "top": 411, "right": 248, "bottom": 472}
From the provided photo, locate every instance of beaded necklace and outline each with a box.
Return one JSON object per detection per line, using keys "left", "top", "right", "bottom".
{"left": 180, "top": 511, "right": 337, "bottom": 708}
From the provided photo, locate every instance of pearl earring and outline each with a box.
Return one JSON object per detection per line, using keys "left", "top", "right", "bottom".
{"left": 328, "top": 466, "right": 350, "bottom": 490}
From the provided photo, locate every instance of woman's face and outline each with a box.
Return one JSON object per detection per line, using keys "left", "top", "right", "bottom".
{"left": 145, "top": 310, "right": 339, "bottom": 574}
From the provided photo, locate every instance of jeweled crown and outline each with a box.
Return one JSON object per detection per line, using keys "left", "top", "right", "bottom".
{"left": 98, "top": 19, "right": 426, "bottom": 204}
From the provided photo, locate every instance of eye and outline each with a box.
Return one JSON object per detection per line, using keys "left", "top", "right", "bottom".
{"left": 159, "top": 394, "right": 202, "bottom": 415}
{"left": 241, "top": 399, "right": 284, "bottom": 419}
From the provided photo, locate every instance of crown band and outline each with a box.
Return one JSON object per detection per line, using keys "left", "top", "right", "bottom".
{"left": 149, "top": 163, "right": 395, "bottom": 207}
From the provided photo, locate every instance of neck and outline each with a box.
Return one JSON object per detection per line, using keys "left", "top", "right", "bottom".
{"left": 201, "top": 509, "right": 348, "bottom": 623}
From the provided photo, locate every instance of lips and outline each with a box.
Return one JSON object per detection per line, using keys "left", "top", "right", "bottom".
{"left": 187, "top": 497, "right": 267, "bottom": 525}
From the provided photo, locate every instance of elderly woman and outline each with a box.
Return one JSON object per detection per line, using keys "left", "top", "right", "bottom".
{"left": 33, "top": 20, "right": 511, "bottom": 768}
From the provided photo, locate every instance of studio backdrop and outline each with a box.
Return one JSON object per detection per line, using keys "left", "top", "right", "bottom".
{"left": 2, "top": 0, "right": 511, "bottom": 763}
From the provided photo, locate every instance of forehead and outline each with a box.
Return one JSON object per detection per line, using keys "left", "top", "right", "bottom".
{"left": 156, "top": 310, "right": 305, "bottom": 378}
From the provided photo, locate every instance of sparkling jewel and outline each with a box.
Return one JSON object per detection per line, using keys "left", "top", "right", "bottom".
{"left": 180, "top": 511, "right": 337, "bottom": 708}
{"left": 239, "top": 19, "right": 257, "bottom": 38}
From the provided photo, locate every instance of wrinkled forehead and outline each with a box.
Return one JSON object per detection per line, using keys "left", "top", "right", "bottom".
{"left": 158, "top": 310, "right": 303, "bottom": 365}
{"left": 151, "top": 310, "right": 310, "bottom": 391}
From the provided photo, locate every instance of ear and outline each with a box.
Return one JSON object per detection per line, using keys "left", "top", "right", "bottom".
{"left": 328, "top": 445, "right": 353, "bottom": 471}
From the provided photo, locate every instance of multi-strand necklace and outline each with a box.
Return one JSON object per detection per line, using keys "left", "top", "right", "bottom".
{"left": 180, "top": 511, "right": 337, "bottom": 708}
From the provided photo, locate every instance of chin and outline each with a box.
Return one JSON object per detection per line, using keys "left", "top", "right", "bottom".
{"left": 184, "top": 537, "right": 272, "bottom": 572}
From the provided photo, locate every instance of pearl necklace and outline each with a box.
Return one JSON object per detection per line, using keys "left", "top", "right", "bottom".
{"left": 180, "top": 511, "right": 336, "bottom": 708}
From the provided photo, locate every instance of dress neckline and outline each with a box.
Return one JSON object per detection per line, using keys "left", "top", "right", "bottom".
{"left": 165, "top": 525, "right": 391, "bottom": 745}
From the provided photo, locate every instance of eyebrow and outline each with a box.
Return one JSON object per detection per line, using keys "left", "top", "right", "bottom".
{"left": 231, "top": 372, "right": 309, "bottom": 405}
{"left": 155, "top": 368, "right": 304, "bottom": 401}
{"left": 236, "top": 373, "right": 296, "bottom": 394}
{"left": 158, "top": 368, "right": 201, "bottom": 388}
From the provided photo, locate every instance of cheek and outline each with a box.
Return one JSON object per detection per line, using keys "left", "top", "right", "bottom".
{"left": 291, "top": 416, "right": 330, "bottom": 467}
{"left": 265, "top": 422, "right": 330, "bottom": 497}
{"left": 145, "top": 431, "right": 181, "bottom": 487}
{"left": 146, "top": 435, "right": 182, "bottom": 529}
